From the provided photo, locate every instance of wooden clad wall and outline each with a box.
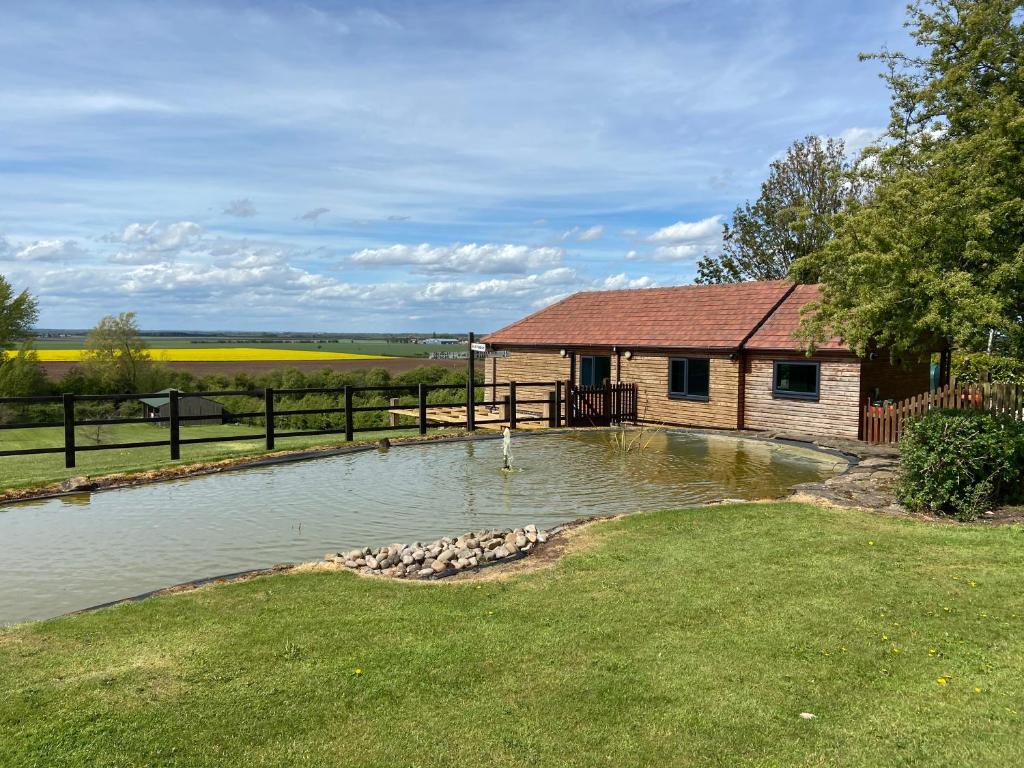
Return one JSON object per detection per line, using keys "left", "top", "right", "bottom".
{"left": 860, "top": 355, "right": 931, "bottom": 401}
{"left": 487, "top": 348, "right": 571, "bottom": 416}
{"left": 743, "top": 354, "right": 861, "bottom": 438}
{"left": 619, "top": 353, "right": 739, "bottom": 429}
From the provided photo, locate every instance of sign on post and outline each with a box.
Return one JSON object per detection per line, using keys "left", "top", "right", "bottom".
{"left": 470, "top": 342, "right": 486, "bottom": 353}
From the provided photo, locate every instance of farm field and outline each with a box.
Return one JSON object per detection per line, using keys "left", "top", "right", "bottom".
{"left": 33, "top": 337, "right": 437, "bottom": 358}
{"left": 0, "top": 423, "right": 430, "bottom": 492}
{"left": 2, "top": 502, "right": 1022, "bottom": 766}
{"left": 34, "top": 348, "right": 393, "bottom": 363}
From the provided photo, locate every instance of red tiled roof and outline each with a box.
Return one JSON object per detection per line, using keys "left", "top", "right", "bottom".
{"left": 486, "top": 280, "right": 823, "bottom": 351}
{"left": 744, "top": 283, "right": 846, "bottom": 351}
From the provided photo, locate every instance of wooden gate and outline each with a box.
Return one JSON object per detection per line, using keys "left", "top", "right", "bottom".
{"left": 567, "top": 382, "right": 638, "bottom": 427}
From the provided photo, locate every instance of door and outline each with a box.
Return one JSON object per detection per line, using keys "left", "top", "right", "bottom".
{"left": 579, "top": 355, "right": 611, "bottom": 387}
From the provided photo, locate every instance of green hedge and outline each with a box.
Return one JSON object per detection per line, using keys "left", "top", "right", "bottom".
{"left": 952, "top": 353, "right": 1024, "bottom": 385}
{"left": 898, "top": 409, "right": 1024, "bottom": 521}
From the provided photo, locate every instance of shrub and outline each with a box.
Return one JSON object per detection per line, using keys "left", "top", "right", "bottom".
{"left": 952, "top": 352, "right": 1024, "bottom": 385}
{"left": 898, "top": 409, "right": 1024, "bottom": 521}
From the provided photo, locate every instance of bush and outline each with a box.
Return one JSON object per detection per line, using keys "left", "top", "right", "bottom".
{"left": 952, "top": 352, "right": 1024, "bottom": 385}
{"left": 898, "top": 409, "right": 1024, "bottom": 520}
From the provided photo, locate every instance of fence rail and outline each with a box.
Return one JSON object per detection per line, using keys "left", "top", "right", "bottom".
{"left": 0, "top": 379, "right": 639, "bottom": 469}
{"left": 862, "top": 379, "right": 1023, "bottom": 444}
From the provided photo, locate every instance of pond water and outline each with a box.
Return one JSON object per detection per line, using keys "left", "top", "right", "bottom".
{"left": 0, "top": 430, "right": 843, "bottom": 625}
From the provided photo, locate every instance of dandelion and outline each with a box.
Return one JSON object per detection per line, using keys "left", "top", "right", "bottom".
{"left": 354, "top": 668, "right": 363, "bottom": 676}
{"left": 936, "top": 677, "right": 948, "bottom": 686}
{"left": 882, "top": 634, "right": 889, "bottom": 641}
{"left": 868, "top": 540, "right": 875, "bottom": 546}
{"left": 969, "top": 581, "right": 977, "bottom": 588}
{"left": 929, "top": 648, "right": 937, "bottom": 656}
{"left": 891, "top": 645, "right": 901, "bottom": 654}
{"left": 943, "top": 607, "right": 951, "bottom": 613}
{"left": 975, "top": 687, "right": 982, "bottom": 693}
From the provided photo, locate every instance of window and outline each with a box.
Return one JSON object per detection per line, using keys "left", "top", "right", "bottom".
{"left": 773, "top": 361, "right": 819, "bottom": 400}
{"left": 579, "top": 355, "right": 611, "bottom": 387}
{"left": 668, "top": 357, "right": 710, "bottom": 400}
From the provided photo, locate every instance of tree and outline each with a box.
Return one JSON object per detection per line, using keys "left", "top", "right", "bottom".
{"left": 696, "top": 135, "right": 859, "bottom": 284}
{"left": 793, "top": 0, "right": 1024, "bottom": 360}
{"left": 81, "top": 312, "right": 156, "bottom": 392}
{"left": 0, "top": 276, "right": 45, "bottom": 397}
{"left": 0, "top": 275, "right": 38, "bottom": 352}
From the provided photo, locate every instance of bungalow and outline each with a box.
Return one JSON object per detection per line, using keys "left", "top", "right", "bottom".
{"left": 482, "top": 280, "right": 933, "bottom": 439}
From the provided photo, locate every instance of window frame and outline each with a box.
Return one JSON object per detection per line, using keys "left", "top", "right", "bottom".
{"left": 667, "top": 356, "right": 711, "bottom": 402}
{"left": 771, "top": 360, "right": 820, "bottom": 401}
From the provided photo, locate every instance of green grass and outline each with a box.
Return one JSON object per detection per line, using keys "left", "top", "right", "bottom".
{"left": 0, "top": 423, "right": 431, "bottom": 492}
{"left": 2, "top": 502, "right": 1022, "bottom": 766}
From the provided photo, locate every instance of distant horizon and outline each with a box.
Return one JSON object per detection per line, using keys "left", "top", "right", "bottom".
{"left": 1, "top": 1, "right": 909, "bottom": 332}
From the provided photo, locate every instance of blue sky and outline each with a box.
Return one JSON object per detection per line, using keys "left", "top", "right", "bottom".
{"left": 0, "top": 0, "right": 909, "bottom": 333}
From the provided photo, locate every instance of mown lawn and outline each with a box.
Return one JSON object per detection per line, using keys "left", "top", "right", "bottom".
{"left": 2, "top": 503, "right": 1022, "bottom": 767}
{"left": 0, "top": 423, "right": 431, "bottom": 492}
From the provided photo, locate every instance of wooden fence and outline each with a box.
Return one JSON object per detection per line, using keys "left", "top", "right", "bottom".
{"left": 861, "top": 379, "right": 1024, "bottom": 444}
{"left": 566, "top": 382, "right": 638, "bottom": 427}
{"left": 0, "top": 379, "right": 638, "bottom": 469}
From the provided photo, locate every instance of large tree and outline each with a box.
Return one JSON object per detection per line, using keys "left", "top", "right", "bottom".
{"left": 82, "top": 312, "right": 155, "bottom": 392}
{"left": 0, "top": 276, "right": 45, "bottom": 397}
{"left": 793, "top": 0, "right": 1024, "bottom": 360}
{"left": 696, "top": 135, "right": 858, "bottom": 284}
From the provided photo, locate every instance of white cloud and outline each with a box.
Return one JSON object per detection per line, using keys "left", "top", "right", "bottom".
{"left": 350, "top": 242, "right": 564, "bottom": 274}
{"left": 0, "top": 90, "right": 176, "bottom": 117}
{"left": 599, "top": 273, "right": 655, "bottom": 290}
{"left": 649, "top": 244, "right": 704, "bottom": 262}
{"left": 837, "top": 127, "right": 883, "bottom": 158}
{"left": 14, "top": 239, "right": 86, "bottom": 262}
{"left": 223, "top": 198, "right": 258, "bottom": 218}
{"left": 561, "top": 225, "right": 604, "bottom": 242}
{"left": 113, "top": 221, "right": 203, "bottom": 251}
{"left": 647, "top": 215, "right": 722, "bottom": 244}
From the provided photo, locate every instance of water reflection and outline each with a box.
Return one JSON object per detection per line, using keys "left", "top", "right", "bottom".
{"left": 0, "top": 430, "right": 841, "bottom": 625}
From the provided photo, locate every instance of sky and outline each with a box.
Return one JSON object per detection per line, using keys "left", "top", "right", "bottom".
{"left": 0, "top": 0, "right": 911, "bottom": 333}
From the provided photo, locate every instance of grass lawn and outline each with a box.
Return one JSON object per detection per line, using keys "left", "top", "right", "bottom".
{"left": 0, "top": 423, "right": 430, "bottom": 492}
{"left": 2, "top": 502, "right": 1022, "bottom": 767}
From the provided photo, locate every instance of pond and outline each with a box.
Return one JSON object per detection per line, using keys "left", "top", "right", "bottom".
{"left": 0, "top": 430, "right": 844, "bottom": 625}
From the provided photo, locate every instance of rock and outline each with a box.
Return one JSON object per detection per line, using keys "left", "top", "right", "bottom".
{"left": 484, "top": 539, "right": 502, "bottom": 551}
{"left": 515, "top": 534, "right": 527, "bottom": 548}
{"left": 60, "top": 476, "right": 94, "bottom": 492}
{"left": 468, "top": 556, "right": 478, "bottom": 567}
{"left": 406, "top": 563, "right": 420, "bottom": 574}
{"left": 494, "top": 545, "right": 510, "bottom": 559}
{"left": 504, "top": 532, "right": 518, "bottom": 546}
{"left": 412, "top": 549, "right": 425, "bottom": 562}
{"left": 482, "top": 550, "right": 497, "bottom": 563}
{"left": 438, "top": 549, "right": 456, "bottom": 564}
{"left": 525, "top": 524, "right": 537, "bottom": 533}
{"left": 325, "top": 552, "right": 340, "bottom": 562}
{"left": 344, "top": 559, "right": 358, "bottom": 568}
{"left": 430, "top": 559, "right": 448, "bottom": 573}
{"left": 417, "top": 567, "right": 434, "bottom": 578}
{"left": 453, "top": 558, "right": 468, "bottom": 570}
{"left": 464, "top": 538, "right": 479, "bottom": 549}
{"left": 365, "top": 556, "right": 379, "bottom": 569}
{"left": 348, "top": 549, "right": 363, "bottom": 561}
{"left": 401, "top": 554, "right": 414, "bottom": 565}
{"left": 799, "top": 712, "right": 816, "bottom": 720}
{"left": 355, "top": 558, "right": 366, "bottom": 567}
{"left": 456, "top": 548, "right": 472, "bottom": 560}
{"left": 537, "top": 532, "right": 549, "bottom": 543}
{"left": 377, "top": 438, "right": 391, "bottom": 450}
{"left": 526, "top": 531, "right": 538, "bottom": 543}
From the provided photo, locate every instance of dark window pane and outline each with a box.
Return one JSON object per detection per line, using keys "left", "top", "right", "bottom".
{"left": 687, "top": 358, "right": 710, "bottom": 397}
{"left": 775, "top": 363, "right": 818, "bottom": 395}
{"left": 595, "top": 356, "right": 611, "bottom": 384}
{"left": 669, "top": 359, "right": 687, "bottom": 394}
{"left": 581, "top": 356, "right": 594, "bottom": 386}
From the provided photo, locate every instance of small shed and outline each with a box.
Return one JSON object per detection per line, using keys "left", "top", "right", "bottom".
{"left": 140, "top": 389, "right": 225, "bottom": 427}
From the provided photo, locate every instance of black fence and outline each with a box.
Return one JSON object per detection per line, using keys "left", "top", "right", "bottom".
{"left": 0, "top": 379, "right": 636, "bottom": 469}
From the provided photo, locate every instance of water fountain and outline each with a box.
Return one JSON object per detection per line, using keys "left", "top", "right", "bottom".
{"left": 501, "top": 426, "right": 514, "bottom": 471}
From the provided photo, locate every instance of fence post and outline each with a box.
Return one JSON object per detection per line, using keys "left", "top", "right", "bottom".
{"left": 389, "top": 397, "right": 399, "bottom": 427}
{"left": 554, "top": 380, "right": 562, "bottom": 427}
{"left": 62, "top": 393, "right": 76, "bottom": 469}
{"left": 509, "top": 381, "right": 517, "bottom": 429}
{"left": 466, "top": 331, "right": 476, "bottom": 431}
{"left": 501, "top": 394, "right": 511, "bottom": 423}
{"left": 344, "top": 386, "right": 354, "bottom": 441}
{"left": 547, "top": 391, "right": 557, "bottom": 428}
{"left": 418, "top": 383, "right": 427, "bottom": 435}
{"left": 264, "top": 387, "right": 275, "bottom": 451}
{"left": 169, "top": 389, "right": 181, "bottom": 460}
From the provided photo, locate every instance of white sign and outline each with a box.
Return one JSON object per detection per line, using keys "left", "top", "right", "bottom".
{"left": 470, "top": 342, "right": 487, "bottom": 352}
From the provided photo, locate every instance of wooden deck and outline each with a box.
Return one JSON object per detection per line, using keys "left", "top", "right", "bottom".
{"left": 387, "top": 405, "right": 550, "bottom": 431}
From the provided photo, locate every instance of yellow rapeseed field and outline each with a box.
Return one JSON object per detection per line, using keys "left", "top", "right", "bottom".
{"left": 35, "top": 348, "right": 394, "bottom": 363}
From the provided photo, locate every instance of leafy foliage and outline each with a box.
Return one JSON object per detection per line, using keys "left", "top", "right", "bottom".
{"left": 0, "top": 275, "right": 38, "bottom": 352}
{"left": 81, "top": 312, "right": 160, "bottom": 393}
{"left": 952, "top": 352, "right": 1024, "bottom": 384}
{"left": 898, "top": 409, "right": 1024, "bottom": 520}
{"left": 794, "top": 0, "right": 1024, "bottom": 359}
{"left": 696, "top": 135, "right": 859, "bottom": 283}
{"left": 0, "top": 344, "right": 48, "bottom": 397}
